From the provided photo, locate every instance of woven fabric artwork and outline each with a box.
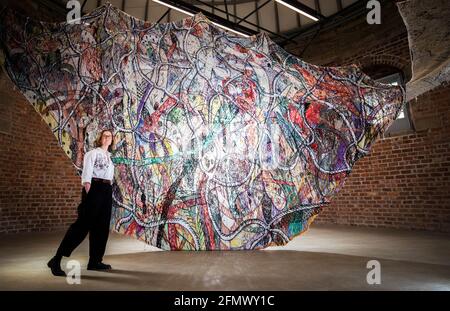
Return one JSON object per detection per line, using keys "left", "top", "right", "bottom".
{"left": 0, "top": 3, "right": 404, "bottom": 250}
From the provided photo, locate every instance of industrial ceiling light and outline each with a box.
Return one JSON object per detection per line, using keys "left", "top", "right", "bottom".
{"left": 152, "top": 0, "right": 251, "bottom": 37}
{"left": 152, "top": 0, "right": 195, "bottom": 16}
{"left": 210, "top": 21, "right": 250, "bottom": 37}
{"left": 275, "top": 0, "right": 321, "bottom": 22}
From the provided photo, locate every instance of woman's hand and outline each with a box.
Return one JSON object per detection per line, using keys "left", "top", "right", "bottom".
{"left": 84, "top": 182, "right": 91, "bottom": 193}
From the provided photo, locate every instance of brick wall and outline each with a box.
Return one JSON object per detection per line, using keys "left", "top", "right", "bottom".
{"left": 0, "top": 75, "right": 80, "bottom": 233}
{"left": 316, "top": 84, "right": 450, "bottom": 232}
{"left": 285, "top": 0, "right": 450, "bottom": 232}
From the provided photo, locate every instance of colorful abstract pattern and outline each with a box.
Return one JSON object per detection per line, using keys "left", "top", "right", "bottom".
{"left": 0, "top": 3, "right": 405, "bottom": 250}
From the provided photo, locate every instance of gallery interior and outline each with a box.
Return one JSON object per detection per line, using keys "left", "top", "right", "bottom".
{"left": 0, "top": 0, "right": 449, "bottom": 291}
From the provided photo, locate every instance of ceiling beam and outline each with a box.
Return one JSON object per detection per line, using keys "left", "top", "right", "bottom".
{"left": 314, "top": 0, "right": 321, "bottom": 14}
{"left": 80, "top": 0, "right": 87, "bottom": 13}
{"left": 274, "top": 0, "right": 325, "bottom": 22}
{"left": 155, "top": 0, "right": 298, "bottom": 43}
{"left": 145, "top": 0, "right": 149, "bottom": 20}
{"left": 255, "top": 0, "right": 260, "bottom": 31}
{"left": 157, "top": 8, "right": 171, "bottom": 23}
{"left": 296, "top": 12, "right": 301, "bottom": 28}
{"left": 235, "top": 0, "right": 271, "bottom": 25}
{"left": 224, "top": 0, "right": 230, "bottom": 21}
{"left": 274, "top": 0, "right": 280, "bottom": 34}
{"left": 153, "top": 0, "right": 258, "bottom": 36}
{"left": 276, "top": 0, "right": 369, "bottom": 46}
{"left": 191, "top": 0, "right": 298, "bottom": 43}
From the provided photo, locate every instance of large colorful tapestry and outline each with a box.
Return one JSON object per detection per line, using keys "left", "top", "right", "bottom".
{"left": 0, "top": 3, "right": 405, "bottom": 250}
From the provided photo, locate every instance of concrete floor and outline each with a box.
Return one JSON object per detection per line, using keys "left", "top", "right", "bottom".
{"left": 0, "top": 224, "right": 449, "bottom": 290}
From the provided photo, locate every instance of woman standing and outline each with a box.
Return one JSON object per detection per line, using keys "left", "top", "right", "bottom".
{"left": 47, "top": 130, "right": 115, "bottom": 276}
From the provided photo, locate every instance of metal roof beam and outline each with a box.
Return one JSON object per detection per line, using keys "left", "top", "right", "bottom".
{"left": 235, "top": 0, "right": 271, "bottom": 25}
{"left": 190, "top": 0, "right": 297, "bottom": 42}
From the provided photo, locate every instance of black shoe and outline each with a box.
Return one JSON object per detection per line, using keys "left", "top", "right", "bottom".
{"left": 87, "top": 262, "right": 112, "bottom": 270}
{"left": 47, "top": 257, "right": 66, "bottom": 277}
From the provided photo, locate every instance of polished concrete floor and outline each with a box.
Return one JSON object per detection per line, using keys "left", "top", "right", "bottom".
{"left": 0, "top": 224, "right": 449, "bottom": 290}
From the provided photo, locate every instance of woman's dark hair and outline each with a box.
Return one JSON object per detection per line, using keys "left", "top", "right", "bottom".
{"left": 94, "top": 129, "right": 114, "bottom": 152}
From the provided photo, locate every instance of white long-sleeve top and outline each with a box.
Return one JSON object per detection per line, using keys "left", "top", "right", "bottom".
{"left": 81, "top": 147, "right": 115, "bottom": 185}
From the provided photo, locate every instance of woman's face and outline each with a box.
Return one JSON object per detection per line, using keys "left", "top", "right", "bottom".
{"left": 101, "top": 131, "right": 113, "bottom": 147}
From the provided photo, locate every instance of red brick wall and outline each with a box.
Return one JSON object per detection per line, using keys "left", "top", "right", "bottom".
{"left": 0, "top": 75, "right": 80, "bottom": 234}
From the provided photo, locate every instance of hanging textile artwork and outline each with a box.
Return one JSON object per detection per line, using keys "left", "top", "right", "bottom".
{"left": 397, "top": 0, "right": 450, "bottom": 101}
{"left": 0, "top": 3, "right": 405, "bottom": 250}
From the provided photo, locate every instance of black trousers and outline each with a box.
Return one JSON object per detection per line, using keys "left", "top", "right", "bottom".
{"left": 56, "top": 180, "right": 112, "bottom": 263}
